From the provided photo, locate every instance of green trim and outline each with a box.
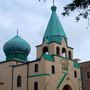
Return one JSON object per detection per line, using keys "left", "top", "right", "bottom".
{"left": 43, "top": 54, "right": 54, "bottom": 62}
{"left": 74, "top": 61, "right": 80, "bottom": 69}
{"left": 28, "top": 74, "right": 50, "bottom": 77}
{"left": 57, "top": 72, "right": 67, "bottom": 89}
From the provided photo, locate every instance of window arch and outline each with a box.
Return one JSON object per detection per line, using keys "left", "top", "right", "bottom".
{"left": 43, "top": 46, "right": 48, "bottom": 54}
{"left": 68, "top": 51, "right": 72, "bottom": 59}
{"left": 17, "top": 75, "right": 22, "bottom": 87}
{"left": 34, "top": 82, "right": 38, "bottom": 90}
{"left": 87, "top": 72, "right": 90, "bottom": 78}
{"left": 74, "top": 71, "right": 77, "bottom": 78}
{"left": 56, "top": 47, "right": 60, "bottom": 56}
{"left": 35, "top": 64, "right": 38, "bottom": 72}
{"left": 51, "top": 65, "right": 55, "bottom": 74}
{"left": 62, "top": 48, "right": 67, "bottom": 58}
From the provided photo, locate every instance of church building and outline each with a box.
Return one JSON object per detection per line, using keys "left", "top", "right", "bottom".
{"left": 0, "top": 5, "right": 82, "bottom": 90}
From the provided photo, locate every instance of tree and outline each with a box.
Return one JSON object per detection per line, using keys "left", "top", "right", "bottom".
{"left": 62, "top": 0, "right": 90, "bottom": 22}
{"left": 39, "top": 0, "right": 90, "bottom": 22}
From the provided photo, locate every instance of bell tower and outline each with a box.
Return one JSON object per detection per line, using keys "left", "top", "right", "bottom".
{"left": 36, "top": 5, "right": 73, "bottom": 60}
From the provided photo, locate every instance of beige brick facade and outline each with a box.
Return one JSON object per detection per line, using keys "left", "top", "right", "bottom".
{"left": 0, "top": 39, "right": 82, "bottom": 90}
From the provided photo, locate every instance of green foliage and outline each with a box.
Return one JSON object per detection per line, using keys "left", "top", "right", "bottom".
{"left": 62, "top": 0, "right": 90, "bottom": 21}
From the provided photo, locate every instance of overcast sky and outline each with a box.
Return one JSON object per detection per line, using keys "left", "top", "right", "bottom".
{"left": 0, "top": 0, "right": 90, "bottom": 62}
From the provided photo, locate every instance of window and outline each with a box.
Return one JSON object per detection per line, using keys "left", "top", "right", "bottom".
{"left": 68, "top": 51, "right": 72, "bottom": 59}
{"left": 17, "top": 75, "right": 22, "bottom": 87}
{"left": 34, "top": 82, "right": 38, "bottom": 90}
{"left": 62, "top": 48, "right": 67, "bottom": 58}
{"left": 74, "top": 71, "right": 77, "bottom": 78}
{"left": 43, "top": 46, "right": 48, "bottom": 54}
{"left": 51, "top": 65, "right": 55, "bottom": 74}
{"left": 35, "top": 64, "right": 38, "bottom": 72}
{"left": 56, "top": 47, "right": 60, "bottom": 56}
{"left": 87, "top": 72, "right": 90, "bottom": 78}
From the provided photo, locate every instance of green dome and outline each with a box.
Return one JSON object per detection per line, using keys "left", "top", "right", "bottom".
{"left": 3, "top": 36, "right": 30, "bottom": 54}
{"left": 43, "top": 6, "right": 67, "bottom": 43}
{"left": 3, "top": 35, "right": 31, "bottom": 61}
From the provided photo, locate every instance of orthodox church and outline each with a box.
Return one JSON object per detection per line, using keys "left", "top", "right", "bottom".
{"left": 0, "top": 5, "right": 82, "bottom": 90}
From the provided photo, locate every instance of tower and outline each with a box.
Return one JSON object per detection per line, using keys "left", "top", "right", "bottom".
{"left": 37, "top": 5, "right": 73, "bottom": 59}
{"left": 35, "top": 5, "right": 82, "bottom": 90}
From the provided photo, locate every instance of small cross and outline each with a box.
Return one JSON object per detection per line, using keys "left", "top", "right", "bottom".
{"left": 17, "top": 29, "right": 19, "bottom": 36}
{"left": 53, "top": 0, "right": 55, "bottom": 6}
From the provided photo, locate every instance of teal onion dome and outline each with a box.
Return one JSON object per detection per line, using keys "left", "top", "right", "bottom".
{"left": 3, "top": 35, "right": 31, "bottom": 61}
{"left": 43, "top": 6, "right": 67, "bottom": 43}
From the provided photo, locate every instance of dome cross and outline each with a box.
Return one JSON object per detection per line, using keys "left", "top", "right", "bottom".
{"left": 17, "top": 29, "right": 19, "bottom": 36}
{"left": 53, "top": 0, "right": 55, "bottom": 6}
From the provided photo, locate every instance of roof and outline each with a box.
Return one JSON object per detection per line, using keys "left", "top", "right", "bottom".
{"left": 43, "top": 53, "right": 54, "bottom": 62}
{"left": 43, "top": 6, "right": 67, "bottom": 43}
{"left": 3, "top": 35, "right": 30, "bottom": 54}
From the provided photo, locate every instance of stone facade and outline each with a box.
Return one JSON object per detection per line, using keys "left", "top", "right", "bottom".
{"left": 0, "top": 39, "right": 82, "bottom": 90}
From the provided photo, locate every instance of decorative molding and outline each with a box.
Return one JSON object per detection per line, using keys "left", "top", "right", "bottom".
{"left": 28, "top": 74, "right": 50, "bottom": 77}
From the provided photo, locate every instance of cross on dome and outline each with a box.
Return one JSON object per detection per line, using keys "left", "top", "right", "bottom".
{"left": 17, "top": 29, "right": 19, "bottom": 36}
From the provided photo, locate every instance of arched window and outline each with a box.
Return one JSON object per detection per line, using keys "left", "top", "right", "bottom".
{"left": 51, "top": 65, "right": 55, "bottom": 74}
{"left": 56, "top": 47, "right": 60, "bottom": 56}
{"left": 34, "top": 82, "right": 38, "bottom": 90}
{"left": 87, "top": 72, "right": 90, "bottom": 78}
{"left": 35, "top": 64, "right": 38, "bottom": 72}
{"left": 17, "top": 75, "right": 22, "bottom": 87}
{"left": 74, "top": 71, "right": 77, "bottom": 78}
{"left": 62, "top": 48, "right": 67, "bottom": 58}
{"left": 43, "top": 46, "right": 48, "bottom": 54}
{"left": 68, "top": 51, "right": 72, "bottom": 59}
{"left": 63, "top": 85, "right": 72, "bottom": 90}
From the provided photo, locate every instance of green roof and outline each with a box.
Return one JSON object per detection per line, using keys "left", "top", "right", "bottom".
{"left": 73, "top": 61, "right": 80, "bottom": 69}
{"left": 43, "top": 6, "right": 67, "bottom": 43}
{"left": 43, "top": 54, "right": 54, "bottom": 62}
{"left": 3, "top": 35, "right": 31, "bottom": 61}
{"left": 3, "top": 36, "right": 30, "bottom": 54}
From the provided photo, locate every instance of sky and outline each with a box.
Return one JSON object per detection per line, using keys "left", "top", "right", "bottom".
{"left": 0, "top": 0, "right": 90, "bottom": 62}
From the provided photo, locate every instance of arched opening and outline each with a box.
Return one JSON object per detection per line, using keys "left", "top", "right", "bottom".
{"left": 43, "top": 46, "right": 48, "bottom": 54}
{"left": 34, "top": 82, "right": 38, "bottom": 90}
{"left": 63, "top": 85, "right": 72, "bottom": 90}
{"left": 35, "top": 64, "right": 38, "bottom": 72}
{"left": 56, "top": 47, "right": 60, "bottom": 56}
{"left": 51, "top": 65, "right": 55, "bottom": 74}
{"left": 17, "top": 75, "right": 22, "bottom": 87}
{"left": 68, "top": 51, "right": 72, "bottom": 59}
{"left": 62, "top": 48, "right": 67, "bottom": 58}
{"left": 87, "top": 72, "right": 90, "bottom": 78}
{"left": 74, "top": 71, "right": 77, "bottom": 78}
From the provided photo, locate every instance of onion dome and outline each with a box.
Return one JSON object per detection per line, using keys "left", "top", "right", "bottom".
{"left": 43, "top": 6, "right": 67, "bottom": 43}
{"left": 3, "top": 35, "right": 31, "bottom": 61}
